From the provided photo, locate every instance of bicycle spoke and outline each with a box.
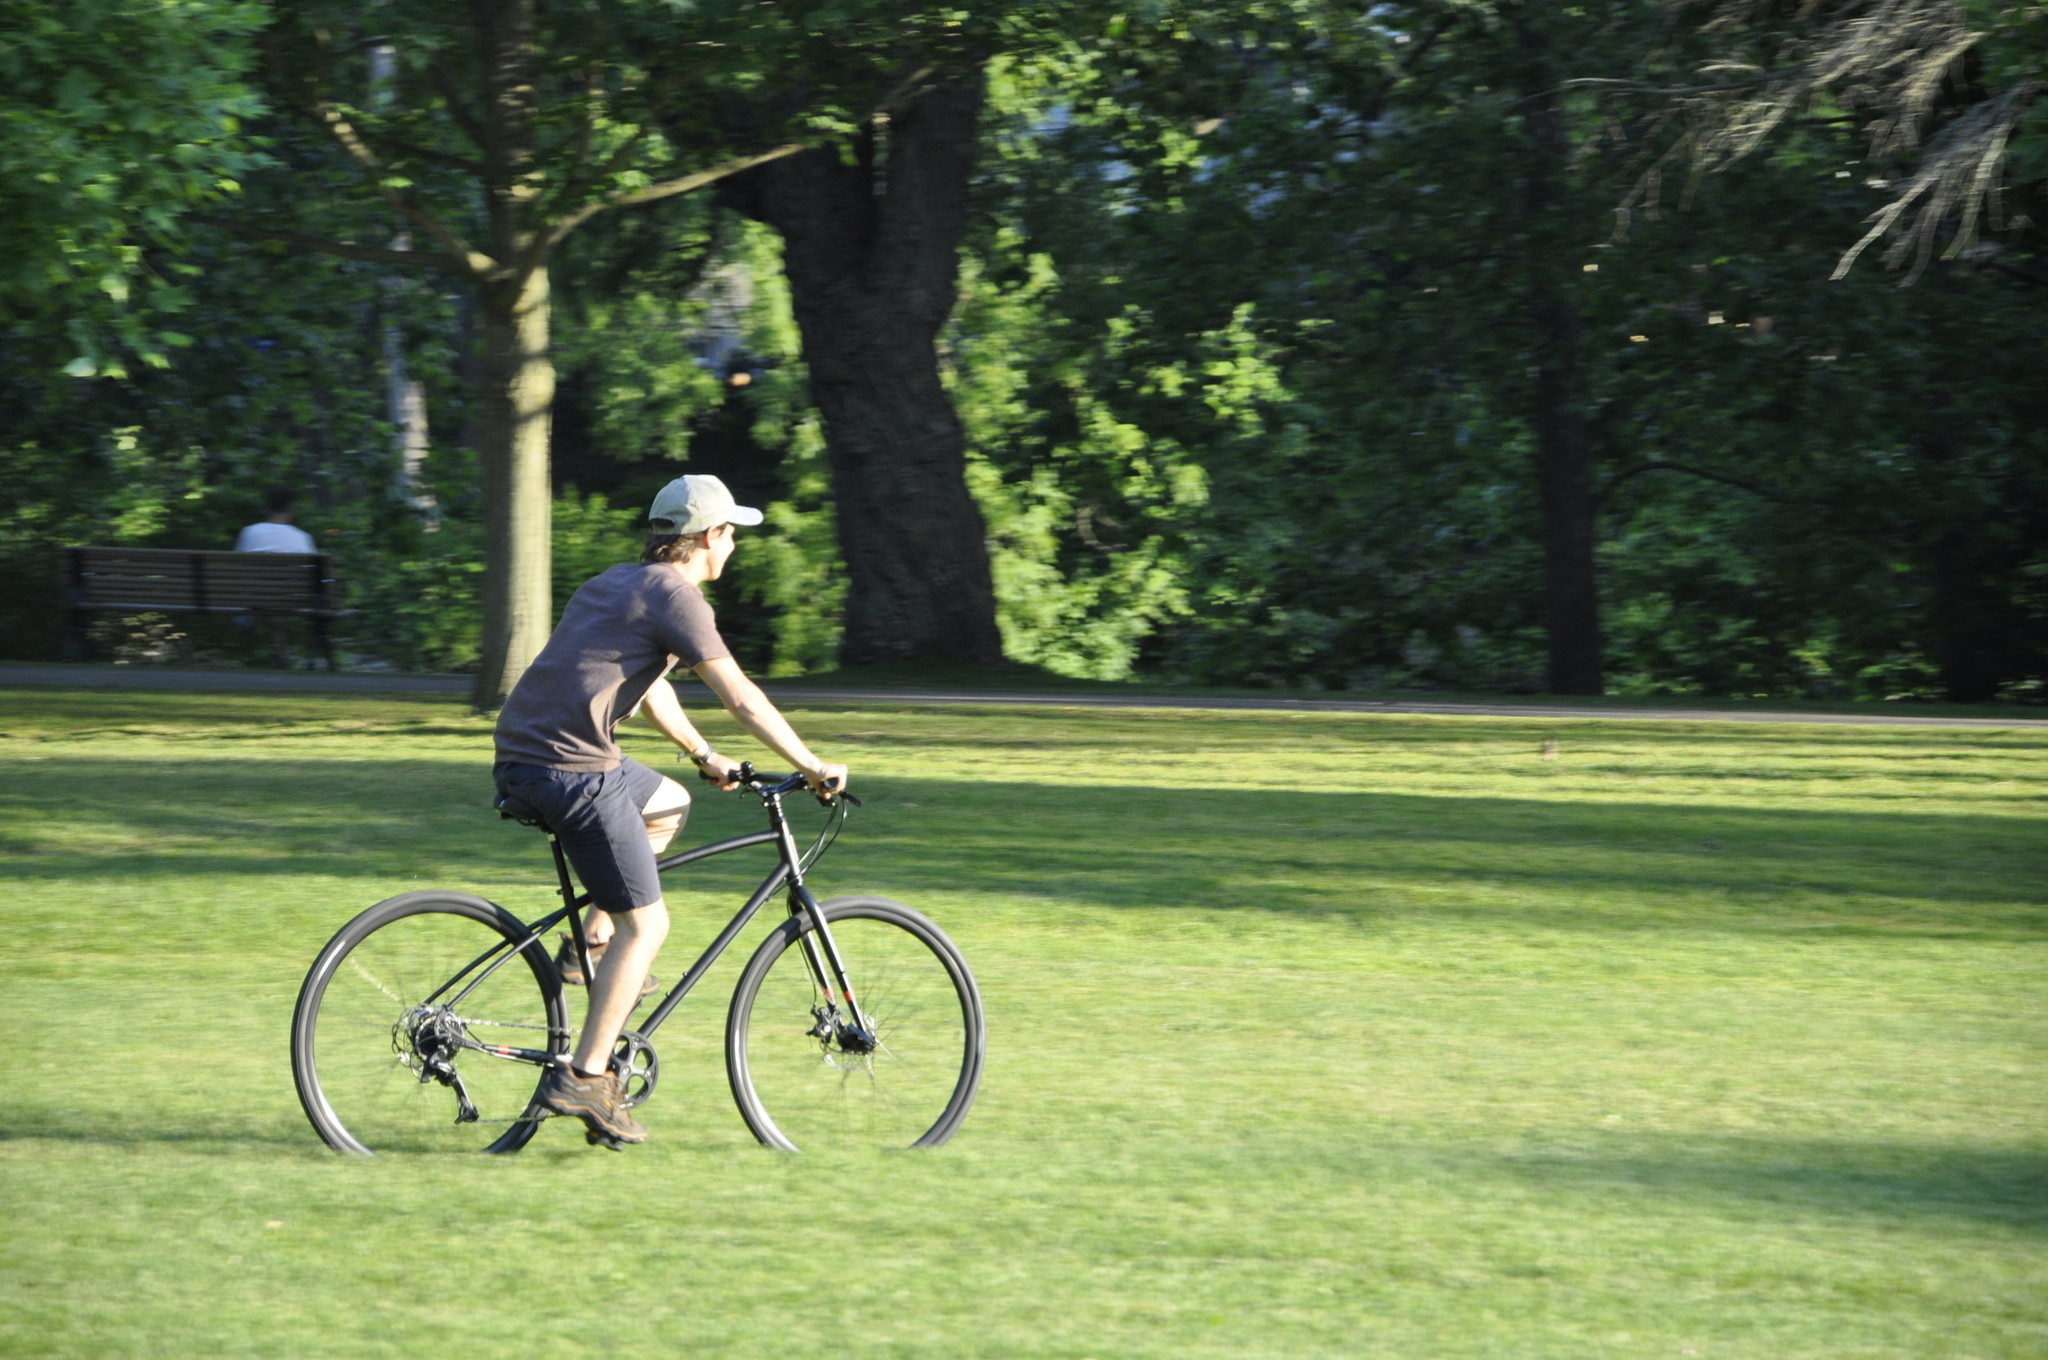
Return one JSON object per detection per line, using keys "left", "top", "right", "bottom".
{"left": 347, "top": 956, "right": 403, "bottom": 1005}
{"left": 296, "top": 898, "right": 562, "bottom": 1155}
{"left": 730, "top": 902, "right": 980, "bottom": 1150}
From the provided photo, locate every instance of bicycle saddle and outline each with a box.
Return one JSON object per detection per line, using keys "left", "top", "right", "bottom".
{"left": 494, "top": 792, "right": 552, "bottom": 832}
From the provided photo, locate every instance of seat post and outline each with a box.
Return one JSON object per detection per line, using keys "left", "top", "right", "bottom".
{"left": 548, "top": 834, "right": 581, "bottom": 913}
{"left": 548, "top": 835, "right": 594, "bottom": 982}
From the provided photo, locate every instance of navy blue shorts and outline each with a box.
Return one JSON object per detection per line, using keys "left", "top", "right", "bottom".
{"left": 493, "top": 757, "right": 677, "bottom": 912}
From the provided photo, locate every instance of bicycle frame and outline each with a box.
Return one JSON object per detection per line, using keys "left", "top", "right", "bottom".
{"left": 426, "top": 783, "right": 869, "bottom": 1069}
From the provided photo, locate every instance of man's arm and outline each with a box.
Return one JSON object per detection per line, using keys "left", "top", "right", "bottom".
{"left": 692, "top": 656, "right": 848, "bottom": 796}
{"left": 635, "top": 675, "right": 741, "bottom": 784}
{"left": 636, "top": 674, "right": 710, "bottom": 752}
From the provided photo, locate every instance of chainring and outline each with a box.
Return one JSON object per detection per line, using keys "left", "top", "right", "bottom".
{"left": 610, "top": 1028, "right": 659, "bottom": 1108}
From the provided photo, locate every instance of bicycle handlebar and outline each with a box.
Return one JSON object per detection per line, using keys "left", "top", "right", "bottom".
{"left": 716, "top": 761, "right": 854, "bottom": 807}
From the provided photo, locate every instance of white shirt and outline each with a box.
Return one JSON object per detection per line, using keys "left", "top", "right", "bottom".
{"left": 236, "top": 521, "right": 318, "bottom": 553}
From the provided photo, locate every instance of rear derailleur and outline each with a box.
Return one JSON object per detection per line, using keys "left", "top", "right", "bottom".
{"left": 395, "top": 1004, "right": 480, "bottom": 1124}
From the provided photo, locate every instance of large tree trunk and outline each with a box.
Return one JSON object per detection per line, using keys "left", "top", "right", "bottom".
{"left": 367, "top": 45, "right": 435, "bottom": 522}
{"left": 1929, "top": 525, "right": 2007, "bottom": 702}
{"left": 469, "top": 0, "right": 552, "bottom": 709}
{"left": 1916, "top": 422, "right": 2013, "bottom": 703}
{"left": 1518, "top": 26, "right": 1605, "bottom": 695}
{"left": 471, "top": 264, "right": 555, "bottom": 709}
{"left": 721, "top": 74, "right": 1004, "bottom": 666}
{"left": 1529, "top": 294, "right": 1604, "bottom": 695}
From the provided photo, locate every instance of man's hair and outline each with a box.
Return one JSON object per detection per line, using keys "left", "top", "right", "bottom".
{"left": 264, "top": 486, "right": 298, "bottom": 516}
{"left": 642, "top": 525, "right": 703, "bottom": 564}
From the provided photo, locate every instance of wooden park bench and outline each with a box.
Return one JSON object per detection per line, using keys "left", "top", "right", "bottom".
{"left": 63, "top": 546, "right": 352, "bottom": 670}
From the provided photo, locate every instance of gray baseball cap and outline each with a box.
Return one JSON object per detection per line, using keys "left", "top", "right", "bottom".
{"left": 647, "top": 474, "right": 764, "bottom": 535}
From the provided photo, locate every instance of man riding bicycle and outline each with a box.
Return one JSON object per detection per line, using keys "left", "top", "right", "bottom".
{"left": 491, "top": 474, "right": 848, "bottom": 1148}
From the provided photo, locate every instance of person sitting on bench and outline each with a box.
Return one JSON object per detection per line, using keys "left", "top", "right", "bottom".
{"left": 235, "top": 487, "right": 316, "bottom": 665}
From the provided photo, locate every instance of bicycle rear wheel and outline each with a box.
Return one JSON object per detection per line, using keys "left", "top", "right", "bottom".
{"left": 292, "top": 891, "right": 566, "bottom": 1154}
{"left": 726, "top": 896, "right": 984, "bottom": 1151}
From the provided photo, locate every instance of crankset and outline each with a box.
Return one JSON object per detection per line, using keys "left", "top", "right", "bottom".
{"left": 609, "top": 1028, "right": 659, "bottom": 1108}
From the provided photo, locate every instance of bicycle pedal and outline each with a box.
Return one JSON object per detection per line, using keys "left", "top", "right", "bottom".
{"left": 585, "top": 1130, "right": 627, "bottom": 1152}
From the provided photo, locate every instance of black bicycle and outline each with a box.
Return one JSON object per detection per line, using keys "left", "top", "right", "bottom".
{"left": 289, "top": 764, "right": 984, "bottom": 1154}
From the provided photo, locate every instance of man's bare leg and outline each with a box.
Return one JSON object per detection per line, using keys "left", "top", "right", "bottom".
{"left": 567, "top": 774, "right": 690, "bottom": 1070}
{"left": 572, "top": 900, "right": 669, "bottom": 1076}
{"left": 579, "top": 908, "right": 616, "bottom": 951}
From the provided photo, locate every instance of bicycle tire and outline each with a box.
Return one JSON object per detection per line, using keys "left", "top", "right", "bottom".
{"left": 726, "top": 896, "right": 984, "bottom": 1152}
{"left": 292, "top": 891, "right": 567, "bottom": 1155}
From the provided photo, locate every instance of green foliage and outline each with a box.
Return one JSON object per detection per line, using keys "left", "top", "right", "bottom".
{"left": 720, "top": 223, "right": 846, "bottom": 677}
{"left": 346, "top": 486, "right": 648, "bottom": 673}
{"left": 950, "top": 1, "right": 2048, "bottom": 698}
{"left": 550, "top": 488, "right": 643, "bottom": 609}
{"left": 341, "top": 513, "right": 487, "bottom": 673}
{"left": 0, "top": 208, "right": 460, "bottom": 660}
{"left": 4, "top": 0, "right": 2044, "bottom": 704}
{"left": 948, "top": 239, "right": 1198, "bottom": 680}
{"left": 0, "top": 0, "right": 267, "bottom": 374}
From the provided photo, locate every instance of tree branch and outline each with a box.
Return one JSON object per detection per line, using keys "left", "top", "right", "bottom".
{"left": 1558, "top": 72, "right": 1788, "bottom": 98}
{"left": 535, "top": 141, "right": 807, "bottom": 259}
{"left": 356, "top": 128, "right": 487, "bottom": 177}
{"left": 303, "top": 95, "right": 498, "bottom": 279}
{"left": 187, "top": 215, "right": 468, "bottom": 273}
{"left": 542, "top": 70, "right": 692, "bottom": 219}
{"left": 1976, "top": 256, "right": 2048, "bottom": 287}
{"left": 429, "top": 53, "right": 492, "bottom": 155}
{"left": 553, "top": 122, "right": 653, "bottom": 202}
{"left": 568, "top": 61, "right": 603, "bottom": 179}
{"left": 1596, "top": 460, "right": 1786, "bottom": 508}
{"left": 1399, "top": 13, "right": 1457, "bottom": 73}
{"left": 875, "top": 64, "right": 941, "bottom": 114}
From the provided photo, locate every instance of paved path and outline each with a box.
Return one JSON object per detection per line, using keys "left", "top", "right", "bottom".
{"left": 2, "top": 662, "right": 2040, "bottom": 729}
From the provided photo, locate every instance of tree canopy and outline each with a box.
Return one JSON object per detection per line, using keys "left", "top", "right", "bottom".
{"left": 3, "top": 0, "right": 2042, "bottom": 703}
{"left": 0, "top": 0, "right": 266, "bottom": 373}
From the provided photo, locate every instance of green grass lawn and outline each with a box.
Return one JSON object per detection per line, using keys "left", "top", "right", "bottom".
{"left": 762, "top": 660, "right": 2047, "bottom": 721}
{"left": 0, "top": 688, "right": 2042, "bottom": 1359}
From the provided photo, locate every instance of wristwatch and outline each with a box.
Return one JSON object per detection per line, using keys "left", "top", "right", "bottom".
{"left": 682, "top": 743, "right": 715, "bottom": 766}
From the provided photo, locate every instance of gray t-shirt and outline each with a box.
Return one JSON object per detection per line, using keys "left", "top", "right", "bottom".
{"left": 493, "top": 564, "right": 730, "bottom": 771}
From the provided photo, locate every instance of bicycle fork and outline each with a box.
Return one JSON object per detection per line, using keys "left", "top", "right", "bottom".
{"left": 769, "top": 798, "right": 874, "bottom": 1052}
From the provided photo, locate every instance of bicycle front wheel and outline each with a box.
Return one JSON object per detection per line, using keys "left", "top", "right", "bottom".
{"left": 292, "top": 891, "right": 567, "bottom": 1154}
{"left": 727, "top": 896, "right": 984, "bottom": 1152}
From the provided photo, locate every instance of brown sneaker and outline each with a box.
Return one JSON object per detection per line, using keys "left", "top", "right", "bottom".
{"left": 538, "top": 1066, "right": 648, "bottom": 1145}
{"left": 552, "top": 934, "right": 659, "bottom": 998}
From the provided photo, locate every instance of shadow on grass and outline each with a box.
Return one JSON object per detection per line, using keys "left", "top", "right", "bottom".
{"left": 0, "top": 757, "right": 2042, "bottom": 939}
{"left": 862, "top": 717, "right": 2048, "bottom": 755}
{"left": 1471, "top": 1132, "right": 2048, "bottom": 1233}
{"left": 5, "top": 1112, "right": 2040, "bottom": 1237}
{"left": 0, "top": 1118, "right": 320, "bottom": 1152}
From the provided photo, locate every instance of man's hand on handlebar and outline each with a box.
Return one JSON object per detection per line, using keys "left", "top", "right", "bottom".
{"left": 695, "top": 751, "right": 744, "bottom": 789}
{"left": 710, "top": 760, "right": 851, "bottom": 803}
{"left": 805, "top": 762, "right": 850, "bottom": 802}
